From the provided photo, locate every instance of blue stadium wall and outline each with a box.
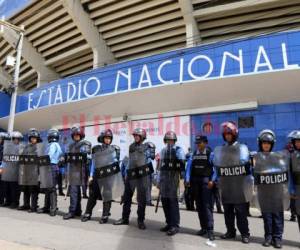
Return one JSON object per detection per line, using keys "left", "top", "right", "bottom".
{"left": 0, "top": 92, "right": 10, "bottom": 131}
{"left": 191, "top": 102, "right": 300, "bottom": 152}
{"left": 36, "top": 101, "right": 300, "bottom": 153}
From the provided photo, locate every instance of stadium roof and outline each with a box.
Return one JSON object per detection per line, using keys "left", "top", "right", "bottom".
{"left": 0, "top": 0, "right": 299, "bottom": 91}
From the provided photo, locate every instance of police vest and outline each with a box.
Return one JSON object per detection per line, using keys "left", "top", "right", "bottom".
{"left": 191, "top": 149, "right": 212, "bottom": 177}
{"left": 127, "top": 143, "right": 153, "bottom": 179}
{"left": 161, "top": 147, "right": 184, "bottom": 171}
{"left": 19, "top": 144, "right": 39, "bottom": 165}
{"left": 65, "top": 141, "right": 87, "bottom": 164}
{"left": 92, "top": 144, "right": 120, "bottom": 179}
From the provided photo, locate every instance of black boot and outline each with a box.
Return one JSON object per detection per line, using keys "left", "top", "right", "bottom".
{"left": 160, "top": 225, "right": 170, "bottom": 232}
{"left": 197, "top": 229, "right": 207, "bottom": 236}
{"left": 63, "top": 213, "right": 75, "bottom": 220}
{"left": 18, "top": 205, "right": 30, "bottom": 211}
{"left": 28, "top": 207, "right": 37, "bottom": 213}
{"left": 208, "top": 231, "right": 215, "bottom": 241}
{"left": 138, "top": 220, "right": 146, "bottom": 230}
{"left": 49, "top": 209, "right": 57, "bottom": 217}
{"left": 241, "top": 236, "right": 250, "bottom": 244}
{"left": 167, "top": 227, "right": 179, "bottom": 236}
{"left": 81, "top": 214, "right": 91, "bottom": 222}
{"left": 220, "top": 232, "right": 236, "bottom": 239}
{"left": 100, "top": 201, "right": 111, "bottom": 224}
{"left": 273, "top": 239, "right": 282, "bottom": 249}
{"left": 263, "top": 238, "right": 272, "bottom": 247}
{"left": 99, "top": 216, "right": 109, "bottom": 224}
{"left": 114, "top": 218, "right": 129, "bottom": 225}
{"left": 37, "top": 207, "right": 50, "bottom": 214}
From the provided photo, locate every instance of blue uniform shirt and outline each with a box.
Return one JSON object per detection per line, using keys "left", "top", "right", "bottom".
{"left": 185, "top": 148, "right": 215, "bottom": 182}
{"left": 47, "top": 142, "right": 63, "bottom": 165}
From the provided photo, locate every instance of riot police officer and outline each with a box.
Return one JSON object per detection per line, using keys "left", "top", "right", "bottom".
{"left": 158, "top": 131, "right": 185, "bottom": 236}
{"left": 1, "top": 131, "right": 23, "bottom": 208}
{"left": 213, "top": 121, "right": 252, "bottom": 244}
{"left": 289, "top": 131, "right": 300, "bottom": 234}
{"left": 38, "top": 129, "right": 63, "bottom": 216}
{"left": 0, "top": 132, "right": 11, "bottom": 206}
{"left": 253, "top": 130, "right": 288, "bottom": 248}
{"left": 63, "top": 126, "right": 91, "bottom": 220}
{"left": 18, "top": 128, "right": 41, "bottom": 212}
{"left": 114, "top": 128, "right": 155, "bottom": 230}
{"left": 81, "top": 129, "right": 123, "bottom": 224}
{"left": 185, "top": 135, "right": 215, "bottom": 240}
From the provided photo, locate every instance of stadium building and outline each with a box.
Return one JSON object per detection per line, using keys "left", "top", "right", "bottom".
{"left": 0, "top": 0, "right": 300, "bottom": 157}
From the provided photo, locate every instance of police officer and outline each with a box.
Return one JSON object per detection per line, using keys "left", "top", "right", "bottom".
{"left": 114, "top": 128, "right": 155, "bottom": 230}
{"left": 253, "top": 130, "right": 289, "bottom": 248}
{"left": 82, "top": 129, "right": 122, "bottom": 224}
{"left": 18, "top": 128, "right": 41, "bottom": 212}
{"left": 1, "top": 131, "right": 23, "bottom": 208}
{"left": 63, "top": 126, "right": 91, "bottom": 220}
{"left": 158, "top": 131, "right": 185, "bottom": 236}
{"left": 185, "top": 135, "right": 215, "bottom": 240}
{"left": 0, "top": 132, "right": 10, "bottom": 206}
{"left": 289, "top": 130, "right": 300, "bottom": 233}
{"left": 213, "top": 122, "right": 252, "bottom": 244}
{"left": 38, "top": 129, "right": 62, "bottom": 216}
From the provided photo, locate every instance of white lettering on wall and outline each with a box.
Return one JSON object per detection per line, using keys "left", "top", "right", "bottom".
{"left": 138, "top": 65, "right": 152, "bottom": 88}
{"left": 115, "top": 69, "right": 132, "bottom": 92}
{"left": 254, "top": 46, "right": 273, "bottom": 72}
{"left": 220, "top": 50, "right": 244, "bottom": 77}
{"left": 188, "top": 55, "right": 213, "bottom": 80}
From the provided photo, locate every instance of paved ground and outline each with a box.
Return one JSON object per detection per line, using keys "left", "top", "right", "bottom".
{"left": 0, "top": 195, "right": 299, "bottom": 250}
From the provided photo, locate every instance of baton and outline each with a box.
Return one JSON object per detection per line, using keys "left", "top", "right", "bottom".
{"left": 64, "top": 181, "right": 69, "bottom": 200}
{"left": 155, "top": 190, "right": 161, "bottom": 213}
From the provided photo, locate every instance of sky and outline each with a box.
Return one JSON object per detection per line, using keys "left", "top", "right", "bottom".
{"left": 0, "top": 0, "right": 30, "bottom": 18}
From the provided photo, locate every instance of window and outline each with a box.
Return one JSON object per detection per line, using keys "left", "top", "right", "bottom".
{"left": 238, "top": 116, "right": 254, "bottom": 128}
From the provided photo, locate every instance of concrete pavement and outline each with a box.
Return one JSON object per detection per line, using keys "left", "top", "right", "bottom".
{"left": 0, "top": 195, "right": 299, "bottom": 250}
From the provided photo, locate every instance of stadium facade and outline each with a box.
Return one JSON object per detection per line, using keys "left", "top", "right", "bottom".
{"left": 0, "top": 0, "right": 300, "bottom": 157}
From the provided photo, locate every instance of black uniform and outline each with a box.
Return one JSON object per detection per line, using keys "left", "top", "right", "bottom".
{"left": 187, "top": 148, "right": 214, "bottom": 235}
{"left": 64, "top": 140, "right": 91, "bottom": 219}
{"left": 159, "top": 145, "right": 185, "bottom": 234}
{"left": 119, "top": 142, "right": 154, "bottom": 224}
{"left": 18, "top": 143, "right": 40, "bottom": 212}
